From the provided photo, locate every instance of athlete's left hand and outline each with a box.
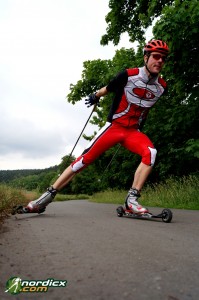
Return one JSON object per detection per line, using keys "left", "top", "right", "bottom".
{"left": 85, "top": 93, "right": 100, "bottom": 107}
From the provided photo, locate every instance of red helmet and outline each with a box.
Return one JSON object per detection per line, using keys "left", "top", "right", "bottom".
{"left": 144, "top": 39, "right": 169, "bottom": 55}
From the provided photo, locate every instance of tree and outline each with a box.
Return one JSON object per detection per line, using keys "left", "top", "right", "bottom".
{"left": 146, "top": 0, "right": 199, "bottom": 177}
{"left": 100, "top": 0, "right": 173, "bottom": 45}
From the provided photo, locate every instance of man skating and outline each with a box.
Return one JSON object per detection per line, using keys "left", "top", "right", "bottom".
{"left": 22, "top": 39, "right": 169, "bottom": 215}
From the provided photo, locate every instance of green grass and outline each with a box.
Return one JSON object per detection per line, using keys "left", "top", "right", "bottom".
{"left": 89, "top": 175, "right": 199, "bottom": 210}
{"left": 141, "top": 175, "right": 199, "bottom": 209}
{"left": 0, "top": 185, "right": 37, "bottom": 223}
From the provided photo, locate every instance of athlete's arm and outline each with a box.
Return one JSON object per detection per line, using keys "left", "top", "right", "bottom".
{"left": 106, "top": 70, "right": 128, "bottom": 93}
{"left": 85, "top": 70, "right": 127, "bottom": 108}
{"left": 95, "top": 86, "right": 108, "bottom": 98}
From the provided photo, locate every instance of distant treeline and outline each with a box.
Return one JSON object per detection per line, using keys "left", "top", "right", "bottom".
{"left": 0, "top": 166, "right": 58, "bottom": 183}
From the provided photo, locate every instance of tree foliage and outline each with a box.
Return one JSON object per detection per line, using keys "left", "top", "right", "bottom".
{"left": 100, "top": 0, "right": 173, "bottom": 45}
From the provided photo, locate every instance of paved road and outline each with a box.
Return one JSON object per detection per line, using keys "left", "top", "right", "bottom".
{"left": 0, "top": 200, "right": 199, "bottom": 300}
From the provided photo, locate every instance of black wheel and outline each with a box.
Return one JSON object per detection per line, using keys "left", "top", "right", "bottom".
{"left": 116, "top": 206, "right": 124, "bottom": 217}
{"left": 161, "top": 209, "right": 172, "bottom": 223}
{"left": 11, "top": 205, "right": 23, "bottom": 215}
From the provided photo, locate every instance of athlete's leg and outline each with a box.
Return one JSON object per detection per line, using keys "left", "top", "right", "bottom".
{"left": 132, "top": 162, "right": 152, "bottom": 191}
{"left": 55, "top": 122, "right": 127, "bottom": 191}
{"left": 54, "top": 122, "right": 124, "bottom": 189}
{"left": 122, "top": 129, "right": 157, "bottom": 189}
{"left": 53, "top": 166, "right": 75, "bottom": 191}
{"left": 70, "top": 122, "right": 124, "bottom": 172}
{"left": 24, "top": 123, "right": 124, "bottom": 212}
{"left": 122, "top": 129, "right": 157, "bottom": 213}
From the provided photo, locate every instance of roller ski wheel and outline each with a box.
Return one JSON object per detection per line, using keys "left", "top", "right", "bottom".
{"left": 116, "top": 206, "right": 125, "bottom": 217}
{"left": 11, "top": 205, "right": 46, "bottom": 215}
{"left": 161, "top": 208, "right": 173, "bottom": 223}
{"left": 11, "top": 205, "right": 24, "bottom": 215}
{"left": 116, "top": 206, "right": 173, "bottom": 223}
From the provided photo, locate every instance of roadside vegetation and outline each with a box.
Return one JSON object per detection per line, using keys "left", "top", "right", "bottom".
{"left": 0, "top": 186, "right": 36, "bottom": 224}
{"left": 89, "top": 175, "right": 199, "bottom": 210}
{"left": 0, "top": 175, "right": 198, "bottom": 224}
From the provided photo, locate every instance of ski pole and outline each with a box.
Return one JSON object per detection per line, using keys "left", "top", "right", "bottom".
{"left": 67, "top": 104, "right": 97, "bottom": 161}
{"left": 97, "top": 144, "right": 121, "bottom": 185}
{"left": 101, "top": 144, "right": 121, "bottom": 178}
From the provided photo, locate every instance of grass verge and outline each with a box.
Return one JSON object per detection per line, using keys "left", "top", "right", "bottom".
{"left": 89, "top": 175, "right": 199, "bottom": 210}
{"left": 0, "top": 185, "right": 37, "bottom": 223}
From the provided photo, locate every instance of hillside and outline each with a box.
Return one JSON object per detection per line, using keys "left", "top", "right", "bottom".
{"left": 0, "top": 166, "right": 58, "bottom": 184}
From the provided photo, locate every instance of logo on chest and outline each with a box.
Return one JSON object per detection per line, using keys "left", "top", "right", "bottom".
{"left": 133, "top": 88, "right": 155, "bottom": 100}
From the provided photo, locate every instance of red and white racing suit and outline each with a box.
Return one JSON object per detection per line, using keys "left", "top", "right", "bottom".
{"left": 71, "top": 67, "right": 167, "bottom": 172}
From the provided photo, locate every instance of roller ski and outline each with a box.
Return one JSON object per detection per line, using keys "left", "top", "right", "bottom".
{"left": 11, "top": 186, "right": 57, "bottom": 215}
{"left": 116, "top": 206, "right": 172, "bottom": 223}
{"left": 11, "top": 205, "right": 46, "bottom": 215}
{"left": 116, "top": 188, "right": 173, "bottom": 223}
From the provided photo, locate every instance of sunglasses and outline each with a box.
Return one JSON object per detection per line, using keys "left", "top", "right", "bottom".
{"left": 151, "top": 54, "right": 167, "bottom": 62}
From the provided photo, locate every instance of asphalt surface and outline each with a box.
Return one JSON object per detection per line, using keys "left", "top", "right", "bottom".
{"left": 0, "top": 200, "right": 199, "bottom": 300}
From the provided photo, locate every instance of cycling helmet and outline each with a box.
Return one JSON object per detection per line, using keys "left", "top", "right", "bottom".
{"left": 144, "top": 39, "right": 169, "bottom": 55}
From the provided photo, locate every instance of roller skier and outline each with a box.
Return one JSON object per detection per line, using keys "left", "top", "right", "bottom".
{"left": 12, "top": 39, "right": 170, "bottom": 216}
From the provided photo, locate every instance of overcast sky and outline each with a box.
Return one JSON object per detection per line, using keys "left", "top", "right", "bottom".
{"left": 0, "top": 0, "right": 150, "bottom": 170}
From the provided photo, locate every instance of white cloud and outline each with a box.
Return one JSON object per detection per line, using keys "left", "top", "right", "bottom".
{"left": 0, "top": 0, "right": 133, "bottom": 170}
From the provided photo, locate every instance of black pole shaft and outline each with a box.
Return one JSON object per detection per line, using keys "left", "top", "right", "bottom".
{"left": 68, "top": 104, "right": 96, "bottom": 161}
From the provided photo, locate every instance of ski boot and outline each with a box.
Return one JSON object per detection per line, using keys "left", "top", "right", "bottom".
{"left": 12, "top": 186, "right": 57, "bottom": 215}
{"left": 124, "top": 188, "right": 148, "bottom": 214}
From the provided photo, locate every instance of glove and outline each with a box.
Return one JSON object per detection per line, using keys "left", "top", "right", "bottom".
{"left": 85, "top": 93, "right": 100, "bottom": 107}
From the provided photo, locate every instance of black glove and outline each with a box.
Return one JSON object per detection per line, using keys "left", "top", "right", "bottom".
{"left": 85, "top": 93, "right": 100, "bottom": 107}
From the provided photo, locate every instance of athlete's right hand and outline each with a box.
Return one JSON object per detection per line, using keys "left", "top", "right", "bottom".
{"left": 85, "top": 93, "right": 100, "bottom": 107}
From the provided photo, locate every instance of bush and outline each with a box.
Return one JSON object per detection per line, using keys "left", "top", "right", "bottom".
{"left": 0, "top": 185, "right": 37, "bottom": 223}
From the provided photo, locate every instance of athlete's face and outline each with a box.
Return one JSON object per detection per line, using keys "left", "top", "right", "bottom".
{"left": 144, "top": 52, "right": 166, "bottom": 75}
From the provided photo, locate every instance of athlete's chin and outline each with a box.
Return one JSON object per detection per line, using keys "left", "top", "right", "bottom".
{"left": 152, "top": 67, "right": 162, "bottom": 74}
